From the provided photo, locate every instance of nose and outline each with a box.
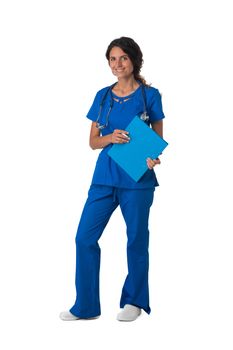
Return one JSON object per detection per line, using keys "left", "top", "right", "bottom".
{"left": 116, "top": 58, "right": 123, "bottom": 67}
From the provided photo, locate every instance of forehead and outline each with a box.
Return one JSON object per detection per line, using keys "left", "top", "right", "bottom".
{"left": 109, "top": 46, "right": 128, "bottom": 57}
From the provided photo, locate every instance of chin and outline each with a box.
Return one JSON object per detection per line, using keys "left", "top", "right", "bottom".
{"left": 114, "top": 73, "right": 131, "bottom": 79}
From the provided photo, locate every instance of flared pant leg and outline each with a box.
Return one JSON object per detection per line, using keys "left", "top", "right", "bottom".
{"left": 70, "top": 185, "right": 118, "bottom": 318}
{"left": 118, "top": 188, "right": 155, "bottom": 314}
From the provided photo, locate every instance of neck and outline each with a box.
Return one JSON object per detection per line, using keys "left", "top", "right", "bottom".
{"left": 116, "top": 76, "right": 139, "bottom": 93}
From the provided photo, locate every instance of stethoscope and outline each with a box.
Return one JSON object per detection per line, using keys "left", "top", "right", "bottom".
{"left": 96, "top": 82, "right": 149, "bottom": 129}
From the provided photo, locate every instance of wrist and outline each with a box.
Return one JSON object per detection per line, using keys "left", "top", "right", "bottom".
{"left": 107, "top": 133, "right": 113, "bottom": 144}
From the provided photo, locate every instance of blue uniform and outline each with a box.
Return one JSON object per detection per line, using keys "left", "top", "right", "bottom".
{"left": 70, "top": 84, "right": 165, "bottom": 318}
{"left": 88, "top": 84, "right": 165, "bottom": 189}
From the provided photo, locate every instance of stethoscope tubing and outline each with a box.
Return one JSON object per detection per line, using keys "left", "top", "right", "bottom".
{"left": 96, "top": 83, "right": 148, "bottom": 129}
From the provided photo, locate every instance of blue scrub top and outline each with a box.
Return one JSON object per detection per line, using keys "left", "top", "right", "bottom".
{"left": 86, "top": 84, "right": 165, "bottom": 189}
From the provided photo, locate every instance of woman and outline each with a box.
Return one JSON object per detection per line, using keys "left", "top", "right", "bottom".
{"left": 60, "top": 36, "right": 165, "bottom": 322}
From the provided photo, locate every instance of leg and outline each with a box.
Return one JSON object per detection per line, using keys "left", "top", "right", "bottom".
{"left": 70, "top": 185, "right": 118, "bottom": 318}
{"left": 118, "top": 188, "right": 155, "bottom": 314}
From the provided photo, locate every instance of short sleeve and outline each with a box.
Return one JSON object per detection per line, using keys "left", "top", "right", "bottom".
{"left": 86, "top": 91, "right": 102, "bottom": 122}
{"left": 148, "top": 88, "right": 165, "bottom": 122}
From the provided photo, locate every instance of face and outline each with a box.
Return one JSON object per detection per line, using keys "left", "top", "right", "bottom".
{"left": 108, "top": 46, "right": 134, "bottom": 79}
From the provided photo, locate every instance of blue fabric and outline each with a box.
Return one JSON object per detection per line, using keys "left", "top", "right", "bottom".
{"left": 86, "top": 84, "right": 165, "bottom": 189}
{"left": 70, "top": 185, "right": 155, "bottom": 318}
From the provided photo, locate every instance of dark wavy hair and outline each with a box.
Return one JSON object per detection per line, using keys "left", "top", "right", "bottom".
{"left": 105, "top": 36, "right": 148, "bottom": 85}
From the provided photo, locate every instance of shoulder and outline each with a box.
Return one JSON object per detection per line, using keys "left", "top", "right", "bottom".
{"left": 144, "top": 85, "right": 161, "bottom": 98}
{"left": 143, "top": 85, "right": 163, "bottom": 107}
{"left": 143, "top": 85, "right": 165, "bottom": 120}
{"left": 95, "top": 85, "right": 112, "bottom": 98}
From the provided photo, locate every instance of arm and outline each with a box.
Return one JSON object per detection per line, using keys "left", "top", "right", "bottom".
{"left": 89, "top": 122, "right": 130, "bottom": 150}
{"left": 89, "top": 122, "right": 112, "bottom": 150}
{"left": 146, "top": 119, "right": 164, "bottom": 169}
{"left": 151, "top": 119, "right": 163, "bottom": 138}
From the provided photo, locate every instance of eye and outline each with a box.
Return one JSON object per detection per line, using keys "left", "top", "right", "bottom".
{"left": 109, "top": 57, "right": 115, "bottom": 62}
{"left": 121, "top": 56, "right": 128, "bottom": 61}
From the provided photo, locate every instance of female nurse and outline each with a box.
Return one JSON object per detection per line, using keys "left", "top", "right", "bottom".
{"left": 60, "top": 36, "right": 165, "bottom": 322}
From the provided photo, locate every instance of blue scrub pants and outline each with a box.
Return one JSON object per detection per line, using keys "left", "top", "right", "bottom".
{"left": 70, "top": 184, "right": 155, "bottom": 318}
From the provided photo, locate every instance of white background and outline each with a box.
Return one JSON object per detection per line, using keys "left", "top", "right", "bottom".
{"left": 0, "top": 0, "right": 232, "bottom": 349}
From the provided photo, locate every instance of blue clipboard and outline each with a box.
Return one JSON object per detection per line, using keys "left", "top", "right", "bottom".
{"left": 107, "top": 116, "right": 168, "bottom": 182}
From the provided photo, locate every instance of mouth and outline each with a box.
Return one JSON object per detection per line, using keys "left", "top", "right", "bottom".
{"left": 114, "top": 69, "right": 125, "bottom": 73}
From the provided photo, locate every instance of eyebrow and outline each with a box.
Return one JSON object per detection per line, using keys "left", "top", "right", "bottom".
{"left": 109, "top": 54, "right": 129, "bottom": 59}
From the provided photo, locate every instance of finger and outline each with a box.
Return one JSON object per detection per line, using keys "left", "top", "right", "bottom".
{"left": 153, "top": 158, "right": 161, "bottom": 165}
{"left": 147, "top": 163, "right": 153, "bottom": 170}
{"left": 115, "top": 130, "right": 130, "bottom": 139}
{"left": 118, "top": 135, "right": 130, "bottom": 141}
{"left": 146, "top": 158, "right": 153, "bottom": 169}
{"left": 115, "top": 137, "right": 123, "bottom": 144}
{"left": 147, "top": 157, "right": 161, "bottom": 163}
{"left": 146, "top": 158, "right": 160, "bottom": 169}
{"left": 116, "top": 129, "right": 129, "bottom": 135}
{"left": 116, "top": 137, "right": 129, "bottom": 144}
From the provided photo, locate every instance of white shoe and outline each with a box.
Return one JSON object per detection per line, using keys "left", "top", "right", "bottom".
{"left": 59, "top": 311, "right": 80, "bottom": 321}
{"left": 117, "top": 304, "right": 141, "bottom": 322}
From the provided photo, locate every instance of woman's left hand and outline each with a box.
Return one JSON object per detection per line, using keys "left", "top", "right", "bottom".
{"left": 146, "top": 157, "right": 161, "bottom": 170}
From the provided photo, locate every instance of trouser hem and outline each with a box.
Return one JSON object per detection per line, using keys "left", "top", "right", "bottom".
{"left": 69, "top": 306, "right": 101, "bottom": 319}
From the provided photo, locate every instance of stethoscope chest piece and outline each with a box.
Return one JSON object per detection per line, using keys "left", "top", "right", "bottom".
{"left": 140, "top": 112, "right": 149, "bottom": 122}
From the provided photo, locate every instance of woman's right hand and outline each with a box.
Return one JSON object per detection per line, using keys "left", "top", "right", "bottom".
{"left": 111, "top": 129, "right": 130, "bottom": 144}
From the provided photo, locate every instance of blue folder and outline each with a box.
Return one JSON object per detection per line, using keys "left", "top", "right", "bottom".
{"left": 107, "top": 116, "right": 168, "bottom": 182}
